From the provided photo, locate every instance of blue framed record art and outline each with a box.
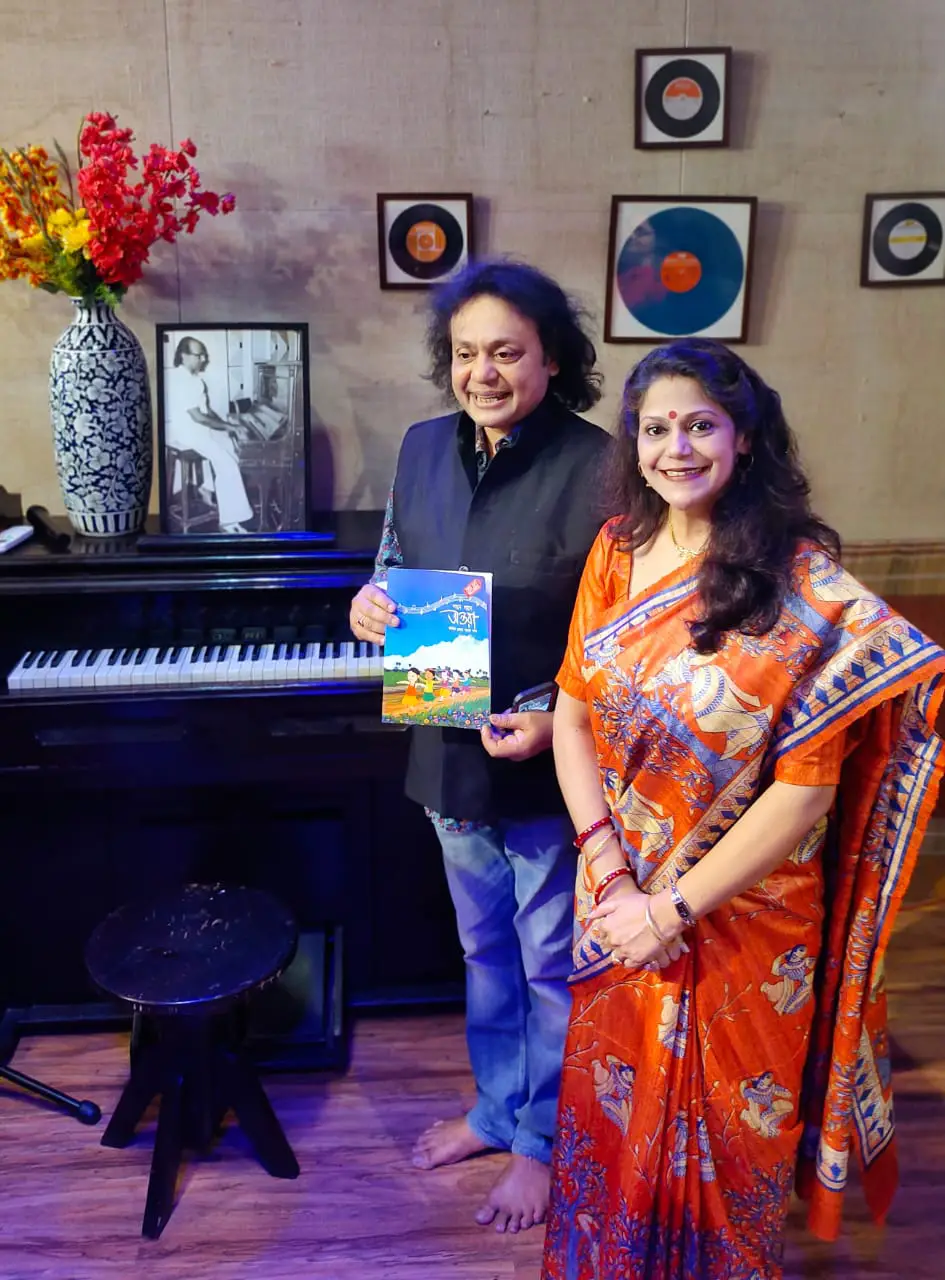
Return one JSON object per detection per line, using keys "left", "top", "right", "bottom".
{"left": 604, "top": 196, "right": 758, "bottom": 344}
{"left": 377, "top": 193, "right": 474, "bottom": 289}
{"left": 635, "top": 48, "right": 732, "bottom": 149}
{"left": 860, "top": 193, "right": 945, "bottom": 288}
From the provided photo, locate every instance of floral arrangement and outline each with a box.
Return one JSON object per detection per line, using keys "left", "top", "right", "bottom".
{"left": 0, "top": 111, "right": 235, "bottom": 305}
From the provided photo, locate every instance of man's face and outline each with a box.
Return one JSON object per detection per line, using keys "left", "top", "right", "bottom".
{"left": 181, "top": 343, "right": 209, "bottom": 373}
{"left": 449, "top": 295, "right": 558, "bottom": 435}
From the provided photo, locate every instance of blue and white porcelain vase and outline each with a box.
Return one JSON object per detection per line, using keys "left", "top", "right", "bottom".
{"left": 49, "top": 298, "right": 153, "bottom": 537}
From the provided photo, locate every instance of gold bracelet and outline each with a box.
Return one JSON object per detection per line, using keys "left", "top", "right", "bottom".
{"left": 583, "top": 827, "right": 619, "bottom": 862}
{"left": 644, "top": 898, "right": 674, "bottom": 947}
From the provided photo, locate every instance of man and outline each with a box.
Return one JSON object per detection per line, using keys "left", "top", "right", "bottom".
{"left": 165, "top": 336, "right": 253, "bottom": 533}
{"left": 349, "top": 260, "right": 611, "bottom": 1234}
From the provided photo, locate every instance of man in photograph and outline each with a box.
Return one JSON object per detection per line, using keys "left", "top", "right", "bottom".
{"left": 165, "top": 336, "right": 254, "bottom": 533}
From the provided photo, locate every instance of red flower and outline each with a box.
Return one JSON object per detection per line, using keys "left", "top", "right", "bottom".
{"left": 73, "top": 112, "right": 235, "bottom": 291}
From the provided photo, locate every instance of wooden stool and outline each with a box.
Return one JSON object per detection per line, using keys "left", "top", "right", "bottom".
{"left": 85, "top": 883, "right": 300, "bottom": 1239}
{"left": 166, "top": 447, "right": 218, "bottom": 533}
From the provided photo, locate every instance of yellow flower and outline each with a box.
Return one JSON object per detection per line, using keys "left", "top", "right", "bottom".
{"left": 59, "top": 218, "right": 91, "bottom": 253}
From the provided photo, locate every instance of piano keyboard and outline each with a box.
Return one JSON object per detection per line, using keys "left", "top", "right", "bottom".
{"left": 5, "top": 642, "right": 384, "bottom": 695}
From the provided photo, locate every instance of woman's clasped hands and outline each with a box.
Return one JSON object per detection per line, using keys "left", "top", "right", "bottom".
{"left": 588, "top": 879, "right": 689, "bottom": 973}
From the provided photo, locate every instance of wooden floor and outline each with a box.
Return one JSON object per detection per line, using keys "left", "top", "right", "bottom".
{"left": 1, "top": 840, "right": 943, "bottom": 1279}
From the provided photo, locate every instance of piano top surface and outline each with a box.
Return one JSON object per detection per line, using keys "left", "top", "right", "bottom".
{"left": 0, "top": 510, "right": 383, "bottom": 594}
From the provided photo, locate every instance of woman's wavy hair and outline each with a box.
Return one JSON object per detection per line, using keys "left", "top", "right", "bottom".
{"left": 608, "top": 338, "right": 840, "bottom": 653}
{"left": 425, "top": 258, "right": 602, "bottom": 412}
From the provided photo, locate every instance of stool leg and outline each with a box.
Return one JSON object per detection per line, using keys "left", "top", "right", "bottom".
{"left": 217, "top": 1050, "right": 299, "bottom": 1179}
{"left": 101, "top": 1043, "right": 164, "bottom": 1149}
{"left": 142, "top": 1070, "right": 185, "bottom": 1240}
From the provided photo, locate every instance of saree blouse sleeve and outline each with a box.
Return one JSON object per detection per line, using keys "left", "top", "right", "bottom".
{"left": 556, "top": 521, "right": 623, "bottom": 700}
{"left": 774, "top": 725, "right": 846, "bottom": 786}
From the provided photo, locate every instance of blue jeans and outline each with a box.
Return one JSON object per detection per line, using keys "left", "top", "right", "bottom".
{"left": 434, "top": 814, "right": 576, "bottom": 1164}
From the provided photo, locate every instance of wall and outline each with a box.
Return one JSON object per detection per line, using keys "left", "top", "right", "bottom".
{"left": 1, "top": 0, "right": 943, "bottom": 536}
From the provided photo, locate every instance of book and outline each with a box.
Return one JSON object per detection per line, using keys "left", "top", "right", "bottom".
{"left": 381, "top": 566, "right": 492, "bottom": 729}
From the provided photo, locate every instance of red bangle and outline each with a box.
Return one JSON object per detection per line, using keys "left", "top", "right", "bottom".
{"left": 574, "top": 816, "right": 613, "bottom": 849}
{"left": 593, "top": 866, "right": 631, "bottom": 905}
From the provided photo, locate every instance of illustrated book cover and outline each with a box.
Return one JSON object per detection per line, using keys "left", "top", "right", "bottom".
{"left": 381, "top": 567, "right": 492, "bottom": 729}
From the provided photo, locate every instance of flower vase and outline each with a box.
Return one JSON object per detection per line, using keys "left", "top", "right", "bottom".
{"left": 49, "top": 298, "right": 153, "bottom": 537}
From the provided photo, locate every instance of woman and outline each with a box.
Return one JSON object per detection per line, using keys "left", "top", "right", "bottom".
{"left": 543, "top": 338, "right": 945, "bottom": 1278}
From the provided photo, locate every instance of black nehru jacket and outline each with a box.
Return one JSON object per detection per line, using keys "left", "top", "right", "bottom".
{"left": 391, "top": 394, "right": 612, "bottom": 823}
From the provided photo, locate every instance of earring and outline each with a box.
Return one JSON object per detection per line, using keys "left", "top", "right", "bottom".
{"left": 637, "top": 461, "right": 650, "bottom": 487}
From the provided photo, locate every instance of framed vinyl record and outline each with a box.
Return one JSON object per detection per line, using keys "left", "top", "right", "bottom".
{"left": 635, "top": 47, "right": 732, "bottom": 149}
{"left": 604, "top": 196, "right": 757, "bottom": 344}
{"left": 860, "top": 192, "right": 945, "bottom": 287}
{"left": 377, "top": 193, "right": 474, "bottom": 289}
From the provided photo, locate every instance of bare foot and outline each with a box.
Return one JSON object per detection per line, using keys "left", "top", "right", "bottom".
{"left": 475, "top": 1153, "right": 550, "bottom": 1233}
{"left": 411, "top": 1115, "right": 493, "bottom": 1170}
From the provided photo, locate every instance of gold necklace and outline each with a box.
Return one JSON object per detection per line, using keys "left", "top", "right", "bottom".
{"left": 668, "top": 510, "right": 708, "bottom": 562}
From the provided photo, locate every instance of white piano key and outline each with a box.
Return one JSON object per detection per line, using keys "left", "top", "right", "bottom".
{"left": 82, "top": 650, "right": 111, "bottom": 689}
{"left": 257, "top": 643, "right": 279, "bottom": 682}
{"left": 132, "top": 647, "right": 162, "bottom": 687}
{"left": 222, "top": 644, "right": 245, "bottom": 683}
{"left": 51, "top": 649, "right": 79, "bottom": 690}
{"left": 369, "top": 643, "right": 384, "bottom": 678}
{"left": 40, "top": 650, "right": 70, "bottom": 691}
{"left": 301, "top": 642, "right": 324, "bottom": 679}
{"left": 92, "top": 648, "right": 121, "bottom": 689}
{"left": 338, "top": 640, "right": 356, "bottom": 678}
{"left": 354, "top": 641, "right": 372, "bottom": 677}
{"left": 285, "top": 642, "right": 302, "bottom": 682}
{"left": 271, "top": 642, "right": 290, "bottom": 683}
{"left": 24, "top": 650, "right": 55, "bottom": 691}
{"left": 57, "top": 649, "right": 92, "bottom": 691}
{"left": 6, "top": 651, "right": 35, "bottom": 692}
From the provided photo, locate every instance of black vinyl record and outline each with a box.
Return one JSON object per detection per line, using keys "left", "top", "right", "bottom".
{"left": 872, "top": 201, "right": 943, "bottom": 277}
{"left": 644, "top": 58, "right": 721, "bottom": 139}
{"left": 387, "top": 203, "right": 465, "bottom": 281}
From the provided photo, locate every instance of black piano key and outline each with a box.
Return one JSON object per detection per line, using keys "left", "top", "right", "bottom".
{"left": 71, "top": 650, "right": 88, "bottom": 667}
{"left": 156, "top": 646, "right": 170, "bottom": 663}
{"left": 23, "top": 651, "right": 43, "bottom": 669}
{"left": 37, "top": 651, "right": 55, "bottom": 668}
{"left": 120, "top": 649, "right": 136, "bottom": 666}
{"left": 49, "top": 651, "right": 67, "bottom": 669}
{"left": 276, "top": 643, "right": 287, "bottom": 661}
{"left": 84, "top": 649, "right": 103, "bottom": 666}
{"left": 107, "top": 649, "right": 123, "bottom": 667}
{"left": 290, "top": 643, "right": 301, "bottom": 660}
{"left": 134, "top": 649, "right": 147, "bottom": 666}
{"left": 208, "top": 644, "right": 222, "bottom": 663}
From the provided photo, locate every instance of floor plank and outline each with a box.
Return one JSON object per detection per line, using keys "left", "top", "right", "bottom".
{"left": 0, "top": 845, "right": 942, "bottom": 1279}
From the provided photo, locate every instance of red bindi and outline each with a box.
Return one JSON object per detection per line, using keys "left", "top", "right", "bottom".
{"left": 668, "top": 411, "right": 678, "bottom": 420}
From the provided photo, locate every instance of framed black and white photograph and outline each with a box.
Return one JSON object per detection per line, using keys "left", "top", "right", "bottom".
{"left": 377, "top": 193, "right": 474, "bottom": 289}
{"left": 635, "top": 47, "right": 732, "bottom": 149}
{"left": 604, "top": 196, "right": 757, "bottom": 344}
{"left": 156, "top": 323, "right": 311, "bottom": 537}
{"left": 860, "top": 193, "right": 945, "bottom": 287}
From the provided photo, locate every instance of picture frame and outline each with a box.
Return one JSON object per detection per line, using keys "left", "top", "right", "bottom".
{"left": 377, "top": 193, "right": 474, "bottom": 289}
{"left": 635, "top": 47, "right": 732, "bottom": 149}
{"left": 155, "top": 323, "right": 312, "bottom": 537}
{"left": 604, "top": 195, "right": 757, "bottom": 344}
{"left": 860, "top": 192, "right": 945, "bottom": 288}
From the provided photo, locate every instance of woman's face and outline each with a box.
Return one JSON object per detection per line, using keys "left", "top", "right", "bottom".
{"left": 636, "top": 375, "right": 747, "bottom": 518}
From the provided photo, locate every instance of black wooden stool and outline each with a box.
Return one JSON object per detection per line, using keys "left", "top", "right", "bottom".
{"left": 85, "top": 883, "right": 300, "bottom": 1239}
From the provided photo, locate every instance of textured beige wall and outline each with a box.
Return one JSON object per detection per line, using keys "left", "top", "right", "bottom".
{"left": 1, "top": 0, "right": 943, "bottom": 537}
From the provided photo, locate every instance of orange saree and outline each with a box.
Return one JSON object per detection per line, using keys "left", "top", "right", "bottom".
{"left": 542, "top": 526, "right": 945, "bottom": 1280}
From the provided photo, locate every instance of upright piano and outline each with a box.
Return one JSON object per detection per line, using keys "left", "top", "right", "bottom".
{"left": 0, "top": 514, "right": 462, "bottom": 1069}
